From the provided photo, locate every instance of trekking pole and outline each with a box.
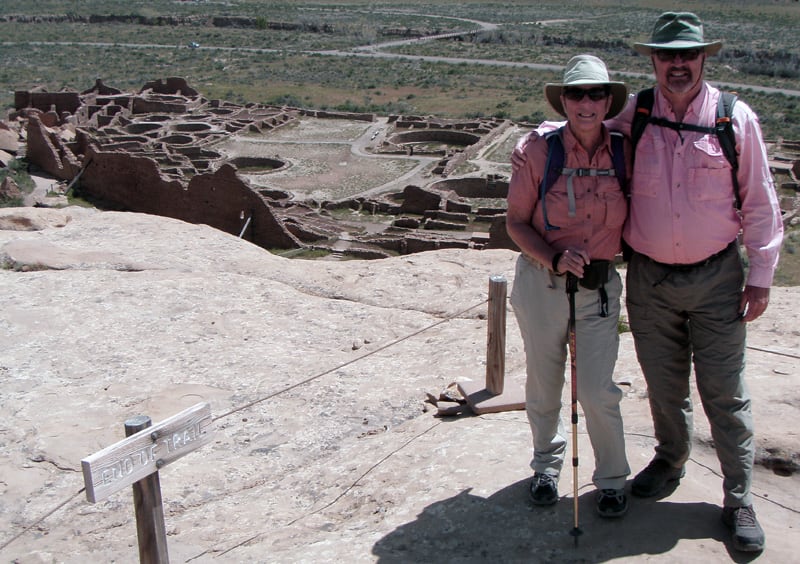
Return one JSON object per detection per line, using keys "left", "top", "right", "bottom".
{"left": 566, "top": 272, "right": 583, "bottom": 546}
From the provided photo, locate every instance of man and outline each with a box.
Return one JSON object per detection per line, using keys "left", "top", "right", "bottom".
{"left": 512, "top": 12, "right": 783, "bottom": 553}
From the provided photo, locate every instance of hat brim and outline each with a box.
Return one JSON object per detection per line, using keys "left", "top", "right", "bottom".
{"left": 633, "top": 40, "right": 722, "bottom": 56}
{"left": 544, "top": 82, "right": 628, "bottom": 120}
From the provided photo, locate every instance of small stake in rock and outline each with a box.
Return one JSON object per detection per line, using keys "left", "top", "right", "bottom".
{"left": 570, "top": 525, "right": 583, "bottom": 547}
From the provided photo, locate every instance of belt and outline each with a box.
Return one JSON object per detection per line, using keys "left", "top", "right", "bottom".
{"left": 643, "top": 240, "right": 737, "bottom": 272}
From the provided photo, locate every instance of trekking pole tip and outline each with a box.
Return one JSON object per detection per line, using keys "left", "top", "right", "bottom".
{"left": 570, "top": 526, "right": 583, "bottom": 546}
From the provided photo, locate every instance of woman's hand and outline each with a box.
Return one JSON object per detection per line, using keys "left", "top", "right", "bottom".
{"left": 554, "top": 248, "right": 590, "bottom": 277}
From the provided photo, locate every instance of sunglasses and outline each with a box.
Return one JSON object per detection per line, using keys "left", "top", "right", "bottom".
{"left": 653, "top": 48, "right": 702, "bottom": 62}
{"left": 562, "top": 87, "right": 610, "bottom": 102}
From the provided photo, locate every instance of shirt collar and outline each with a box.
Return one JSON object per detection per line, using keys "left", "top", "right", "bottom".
{"left": 654, "top": 81, "right": 716, "bottom": 121}
{"left": 561, "top": 123, "right": 613, "bottom": 156}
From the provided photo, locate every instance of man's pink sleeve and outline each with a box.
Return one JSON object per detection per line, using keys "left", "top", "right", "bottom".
{"left": 511, "top": 121, "right": 565, "bottom": 172}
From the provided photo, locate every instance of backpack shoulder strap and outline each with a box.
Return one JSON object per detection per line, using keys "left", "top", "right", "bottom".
{"left": 631, "top": 87, "right": 654, "bottom": 150}
{"left": 716, "top": 91, "right": 738, "bottom": 165}
{"left": 541, "top": 126, "right": 566, "bottom": 199}
{"left": 609, "top": 131, "right": 628, "bottom": 196}
{"left": 539, "top": 126, "right": 566, "bottom": 231}
{"left": 716, "top": 91, "right": 741, "bottom": 208}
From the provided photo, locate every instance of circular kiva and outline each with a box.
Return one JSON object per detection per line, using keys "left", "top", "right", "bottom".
{"left": 388, "top": 129, "right": 481, "bottom": 147}
{"left": 125, "top": 122, "right": 163, "bottom": 134}
{"left": 229, "top": 156, "right": 287, "bottom": 172}
{"left": 173, "top": 122, "right": 214, "bottom": 132}
{"left": 158, "top": 134, "right": 194, "bottom": 145}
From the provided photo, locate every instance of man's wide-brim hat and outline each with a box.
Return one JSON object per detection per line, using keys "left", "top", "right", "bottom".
{"left": 633, "top": 12, "right": 722, "bottom": 56}
{"left": 544, "top": 54, "right": 627, "bottom": 120}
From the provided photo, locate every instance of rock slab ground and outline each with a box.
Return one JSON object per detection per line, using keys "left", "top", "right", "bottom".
{"left": 0, "top": 207, "right": 797, "bottom": 563}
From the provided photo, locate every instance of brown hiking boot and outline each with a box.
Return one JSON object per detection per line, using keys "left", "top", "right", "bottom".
{"left": 631, "top": 458, "right": 685, "bottom": 497}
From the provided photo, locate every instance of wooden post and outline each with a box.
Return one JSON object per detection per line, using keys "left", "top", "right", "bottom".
{"left": 125, "top": 416, "right": 169, "bottom": 564}
{"left": 457, "top": 275, "right": 525, "bottom": 414}
{"left": 485, "top": 275, "right": 507, "bottom": 394}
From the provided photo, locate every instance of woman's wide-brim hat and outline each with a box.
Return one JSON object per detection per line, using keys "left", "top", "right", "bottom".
{"left": 544, "top": 54, "right": 628, "bottom": 120}
{"left": 633, "top": 12, "right": 722, "bottom": 56}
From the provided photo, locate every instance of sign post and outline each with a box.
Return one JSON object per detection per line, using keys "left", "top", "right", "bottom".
{"left": 81, "top": 402, "right": 214, "bottom": 563}
{"left": 126, "top": 415, "right": 169, "bottom": 564}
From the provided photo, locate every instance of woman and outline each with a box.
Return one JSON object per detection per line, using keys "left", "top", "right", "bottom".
{"left": 506, "top": 54, "right": 632, "bottom": 518}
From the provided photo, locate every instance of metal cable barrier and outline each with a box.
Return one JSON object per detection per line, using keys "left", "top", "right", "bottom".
{"left": 3, "top": 298, "right": 798, "bottom": 556}
{"left": 0, "top": 299, "right": 489, "bottom": 554}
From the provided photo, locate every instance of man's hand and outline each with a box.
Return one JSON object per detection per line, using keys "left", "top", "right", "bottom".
{"left": 739, "top": 285, "right": 770, "bottom": 322}
{"left": 511, "top": 121, "right": 566, "bottom": 171}
{"left": 511, "top": 131, "right": 537, "bottom": 172}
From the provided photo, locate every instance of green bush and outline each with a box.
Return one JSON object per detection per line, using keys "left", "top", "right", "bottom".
{"left": 0, "top": 159, "right": 35, "bottom": 207}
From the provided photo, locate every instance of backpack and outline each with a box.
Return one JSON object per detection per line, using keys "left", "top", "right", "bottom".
{"left": 539, "top": 126, "right": 627, "bottom": 232}
{"left": 630, "top": 87, "right": 741, "bottom": 208}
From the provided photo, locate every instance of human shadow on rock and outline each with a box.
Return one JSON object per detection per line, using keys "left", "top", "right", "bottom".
{"left": 372, "top": 478, "right": 751, "bottom": 563}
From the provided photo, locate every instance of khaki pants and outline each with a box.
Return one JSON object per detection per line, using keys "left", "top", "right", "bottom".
{"left": 626, "top": 244, "right": 753, "bottom": 508}
{"left": 510, "top": 256, "right": 630, "bottom": 490}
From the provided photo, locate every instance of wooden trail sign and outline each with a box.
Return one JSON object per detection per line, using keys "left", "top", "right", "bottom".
{"left": 82, "top": 402, "right": 214, "bottom": 503}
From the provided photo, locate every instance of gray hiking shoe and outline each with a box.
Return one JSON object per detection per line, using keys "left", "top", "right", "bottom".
{"left": 722, "top": 505, "right": 765, "bottom": 552}
{"left": 596, "top": 488, "right": 628, "bottom": 518}
{"left": 529, "top": 473, "right": 558, "bottom": 506}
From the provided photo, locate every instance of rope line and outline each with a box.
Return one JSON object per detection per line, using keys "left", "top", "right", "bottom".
{"left": 746, "top": 344, "right": 800, "bottom": 360}
{"left": 0, "top": 488, "right": 86, "bottom": 552}
{"left": 212, "top": 421, "right": 444, "bottom": 558}
{"left": 1, "top": 299, "right": 488, "bottom": 553}
{"left": 212, "top": 299, "right": 488, "bottom": 422}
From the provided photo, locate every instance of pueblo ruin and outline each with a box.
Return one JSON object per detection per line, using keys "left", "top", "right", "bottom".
{"left": 4, "top": 77, "right": 799, "bottom": 258}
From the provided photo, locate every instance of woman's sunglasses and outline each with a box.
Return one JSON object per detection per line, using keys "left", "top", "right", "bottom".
{"left": 562, "top": 87, "right": 610, "bottom": 102}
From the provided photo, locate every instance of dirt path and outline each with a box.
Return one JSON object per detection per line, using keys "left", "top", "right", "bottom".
{"left": 24, "top": 172, "right": 69, "bottom": 207}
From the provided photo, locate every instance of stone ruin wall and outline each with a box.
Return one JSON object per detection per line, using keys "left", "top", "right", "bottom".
{"left": 15, "top": 91, "right": 82, "bottom": 116}
{"left": 9, "top": 79, "right": 522, "bottom": 257}
{"left": 9, "top": 78, "right": 797, "bottom": 259}
{"left": 79, "top": 148, "right": 299, "bottom": 251}
{"left": 14, "top": 80, "right": 306, "bottom": 251}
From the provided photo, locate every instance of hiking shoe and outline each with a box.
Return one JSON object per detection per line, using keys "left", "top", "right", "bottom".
{"left": 631, "top": 458, "right": 685, "bottom": 497}
{"left": 596, "top": 488, "right": 628, "bottom": 518}
{"left": 529, "top": 473, "right": 558, "bottom": 506}
{"left": 722, "top": 505, "right": 765, "bottom": 552}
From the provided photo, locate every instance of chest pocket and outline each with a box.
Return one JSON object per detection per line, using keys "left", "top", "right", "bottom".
{"left": 690, "top": 134, "right": 734, "bottom": 201}
{"left": 632, "top": 134, "right": 668, "bottom": 198}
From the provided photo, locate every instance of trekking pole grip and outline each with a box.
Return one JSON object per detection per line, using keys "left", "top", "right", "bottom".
{"left": 566, "top": 272, "right": 579, "bottom": 294}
